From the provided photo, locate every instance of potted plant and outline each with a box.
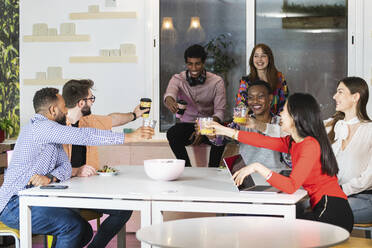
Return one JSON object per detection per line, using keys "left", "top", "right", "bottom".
{"left": 0, "top": 117, "right": 14, "bottom": 143}
{"left": 203, "top": 33, "right": 236, "bottom": 87}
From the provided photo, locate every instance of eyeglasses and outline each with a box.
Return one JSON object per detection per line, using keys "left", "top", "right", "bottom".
{"left": 83, "top": 95, "right": 96, "bottom": 103}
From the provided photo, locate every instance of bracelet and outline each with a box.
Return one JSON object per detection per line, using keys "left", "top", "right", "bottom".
{"left": 265, "top": 171, "right": 273, "bottom": 181}
{"left": 232, "top": 130, "right": 239, "bottom": 140}
{"left": 131, "top": 112, "right": 137, "bottom": 121}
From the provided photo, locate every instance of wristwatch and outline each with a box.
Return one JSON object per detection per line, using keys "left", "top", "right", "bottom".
{"left": 45, "top": 173, "right": 54, "bottom": 183}
{"left": 131, "top": 112, "right": 137, "bottom": 121}
{"left": 45, "top": 173, "right": 60, "bottom": 183}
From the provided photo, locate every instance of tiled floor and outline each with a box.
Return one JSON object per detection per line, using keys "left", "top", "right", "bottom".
{"left": 1, "top": 229, "right": 370, "bottom": 247}
{"left": 1, "top": 232, "right": 141, "bottom": 248}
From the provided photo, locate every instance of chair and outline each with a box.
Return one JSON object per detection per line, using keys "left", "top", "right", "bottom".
{"left": 353, "top": 223, "right": 372, "bottom": 239}
{"left": 0, "top": 221, "right": 20, "bottom": 248}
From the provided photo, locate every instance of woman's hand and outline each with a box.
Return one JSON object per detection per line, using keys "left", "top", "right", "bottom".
{"left": 208, "top": 121, "right": 236, "bottom": 138}
{"left": 232, "top": 165, "right": 256, "bottom": 186}
{"left": 232, "top": 163, "right": 272, "bottom": 186}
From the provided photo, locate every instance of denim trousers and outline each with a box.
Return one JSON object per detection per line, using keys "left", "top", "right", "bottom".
{"left": 86, "top": 209, "right": 132, "bottom": 248}
{"left": 0, "top": 195, "right": 92, "bottom": 248}
{"left": 348, "top": 193, "right": 372, "bottom": 224}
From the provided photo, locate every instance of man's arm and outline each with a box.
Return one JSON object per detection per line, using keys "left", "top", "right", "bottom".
{"left": 71, "top": 165, "right": 96, "bottom": 177}
{"left": 34, "top": 119, "right": 154, "bottom": 146}
{"left": 109, "top": 104, "right": 148, "bottom": 127}
{"left": 164, "top": 75, "right": 180, "bottom": 113}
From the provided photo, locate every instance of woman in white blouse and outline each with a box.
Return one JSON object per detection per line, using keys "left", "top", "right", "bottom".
{"left": 325, "top": 76, "right": 372, "bottom": 224}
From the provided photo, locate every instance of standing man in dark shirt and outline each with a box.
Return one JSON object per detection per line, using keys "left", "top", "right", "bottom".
{"left": 62, "top": 79, "right": 147, "bottom": 247}
{"left": 164, "top": 44, "right": 226, "bottom": 167}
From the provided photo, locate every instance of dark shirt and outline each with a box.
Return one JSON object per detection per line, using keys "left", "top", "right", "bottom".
{"left": 71, "top": 121, "right": 86, "bottom": 168}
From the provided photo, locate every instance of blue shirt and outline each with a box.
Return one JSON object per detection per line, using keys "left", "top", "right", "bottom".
{"left": 0, "top": 114, "right": 125, "bottom": 213}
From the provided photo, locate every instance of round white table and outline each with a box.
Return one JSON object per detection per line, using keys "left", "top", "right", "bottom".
{"left": 136, "top": 216, "right": 350, "bottom": 248}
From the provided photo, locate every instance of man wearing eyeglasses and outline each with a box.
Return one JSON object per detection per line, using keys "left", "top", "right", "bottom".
{"left": 62, "top": 79, "right": 148, "bottom": 176}
{"left": 61, "top": 79, "right": 148, "bottom": 247}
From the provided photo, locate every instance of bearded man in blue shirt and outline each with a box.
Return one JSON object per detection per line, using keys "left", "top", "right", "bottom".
{"left": 0, "top": 87, "right": 154, "bottom": 248}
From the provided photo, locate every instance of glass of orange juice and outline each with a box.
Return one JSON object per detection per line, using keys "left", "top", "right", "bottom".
{"left": 233, "top": 106, "right": 248, "bottom": 124}
{"left": 197, "top": 117, "right": 214, "bottom": 135}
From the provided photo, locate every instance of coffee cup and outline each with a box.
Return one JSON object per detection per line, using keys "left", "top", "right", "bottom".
{"left": 176, "top": 100, "right": 188, "bottom": 118}
{"left": 140, "top": 98, "right": 152, "bottom": 118}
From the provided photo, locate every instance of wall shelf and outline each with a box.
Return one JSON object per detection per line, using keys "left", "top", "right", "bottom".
{"left": 23, "top": 79, "right": 69, "bottom": 85}
{"left": 23, "top": 35, "right": 90, "bottom": 42}
{"left": 69, "top": 56, "right": 138, "bottom": 63}
{"left": 70, "top": 11, "right": 137, "bottom": 20}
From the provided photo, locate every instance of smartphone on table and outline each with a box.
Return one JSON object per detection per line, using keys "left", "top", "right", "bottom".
{"left": 40, "top": 185, "right": 68, "bottom": 189}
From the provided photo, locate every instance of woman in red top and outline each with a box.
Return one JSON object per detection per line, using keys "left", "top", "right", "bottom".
{"left": 211, "top": 93, "right": 353, "bottom": 232}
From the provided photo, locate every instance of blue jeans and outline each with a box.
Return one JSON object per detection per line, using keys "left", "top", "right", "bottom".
{"left": 0, "top": 195, "right": 92, "bottom": 248}
{"left": 87, "top": 209, "right": 132, "bottom": 248}
{"left": 348, "top": 193, "right": 372, "bottom": 224}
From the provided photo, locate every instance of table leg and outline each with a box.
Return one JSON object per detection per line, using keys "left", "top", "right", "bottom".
{"left": 282, "top": 205, "right": 296, "bottom": 220}
{"left": 151, "top": 203, "right": 164, "bottom": 225}
{"left": 139, "top": 202, "right": 152, "bottom": 248}
{"left": 19, "top": 196, "right": 32, "bottom": 248}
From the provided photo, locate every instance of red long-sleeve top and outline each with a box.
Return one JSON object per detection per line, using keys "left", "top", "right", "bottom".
{"left": 238, "top": 131, "right": 347, "bottom": 208}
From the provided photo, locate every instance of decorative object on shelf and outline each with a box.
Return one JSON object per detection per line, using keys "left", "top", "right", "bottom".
{"left": 70, "top": 43, "right": 137, "bottom": 63}
{"left": 69, "top": 5, "right": 137, "bottom": 20}
{"left": 281, "top": 3, "right": 346, "bottom": 30}
{"left": 23, "top": 23, "right": 90, "bottom": 42}
{"left": 0, "top": 118, "right": 14, "bottom": 142}
{"left": 23, "top": 67, "right": 69, "bottom": 85}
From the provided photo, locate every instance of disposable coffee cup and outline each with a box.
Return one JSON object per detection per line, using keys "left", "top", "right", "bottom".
{"left": 140, "top": 98, "right": 152, "bottom": 118}
{"left": 176, "top": 100, "right": 188, "bottom": 118}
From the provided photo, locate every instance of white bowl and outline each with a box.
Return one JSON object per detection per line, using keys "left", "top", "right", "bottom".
{"left": 144, "top": 159, "right": 185, "bottom": 181}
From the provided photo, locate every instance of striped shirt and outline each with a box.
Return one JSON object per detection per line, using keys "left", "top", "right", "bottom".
{"left": 0, "top": 114, "right": 124, "bottom": 213}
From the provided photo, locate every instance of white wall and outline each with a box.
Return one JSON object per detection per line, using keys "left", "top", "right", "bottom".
{"left": 20, "top": 0, "right": 153, "bottom": 132}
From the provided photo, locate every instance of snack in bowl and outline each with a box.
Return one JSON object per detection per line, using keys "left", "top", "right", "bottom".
{"left": 97, "top": 165, "right": 118, "bottom": 176}
{"left": 144, "top": 159, "right": 185, "bottom": 181}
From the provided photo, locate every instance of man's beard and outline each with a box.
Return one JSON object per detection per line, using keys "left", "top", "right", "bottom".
{"left": 56, "top": 113, "right": 67, "bottom": 126}
{"left": 81, "top": 105, "right": 91, "bottom": 116}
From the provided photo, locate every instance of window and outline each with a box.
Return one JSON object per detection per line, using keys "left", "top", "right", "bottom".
{"left": 255, "top": 0, "right": 347, "bottom": 118}
{"left": 159, "top": 0, "right": 247, "bottom": 132}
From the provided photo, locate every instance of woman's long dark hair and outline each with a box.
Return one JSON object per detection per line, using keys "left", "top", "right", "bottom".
{"left": 326, "top": 76, "right": 371, "bottom": 143}
{"left": 248, "top": 44, "right": 279, "bottom": 91}
{"left": 287, "top": 93, "right": 338, "bottom": 176}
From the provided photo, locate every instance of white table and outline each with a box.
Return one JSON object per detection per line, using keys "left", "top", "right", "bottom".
{"left": 136, "top": 216, "right": 350, "bottom": 248}
{"left": 149, "top": 167, "right": 307, "bottom": 224}
{"left": 19, "top": 166, "right": 307, "bottom": 247}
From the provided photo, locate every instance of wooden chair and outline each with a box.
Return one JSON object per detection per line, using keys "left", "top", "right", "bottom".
{"left": 0, "top": 221, "right": 20, "bottom": 248}
{"left": 353, "top": 223, "right": 372, "bottom": 239}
